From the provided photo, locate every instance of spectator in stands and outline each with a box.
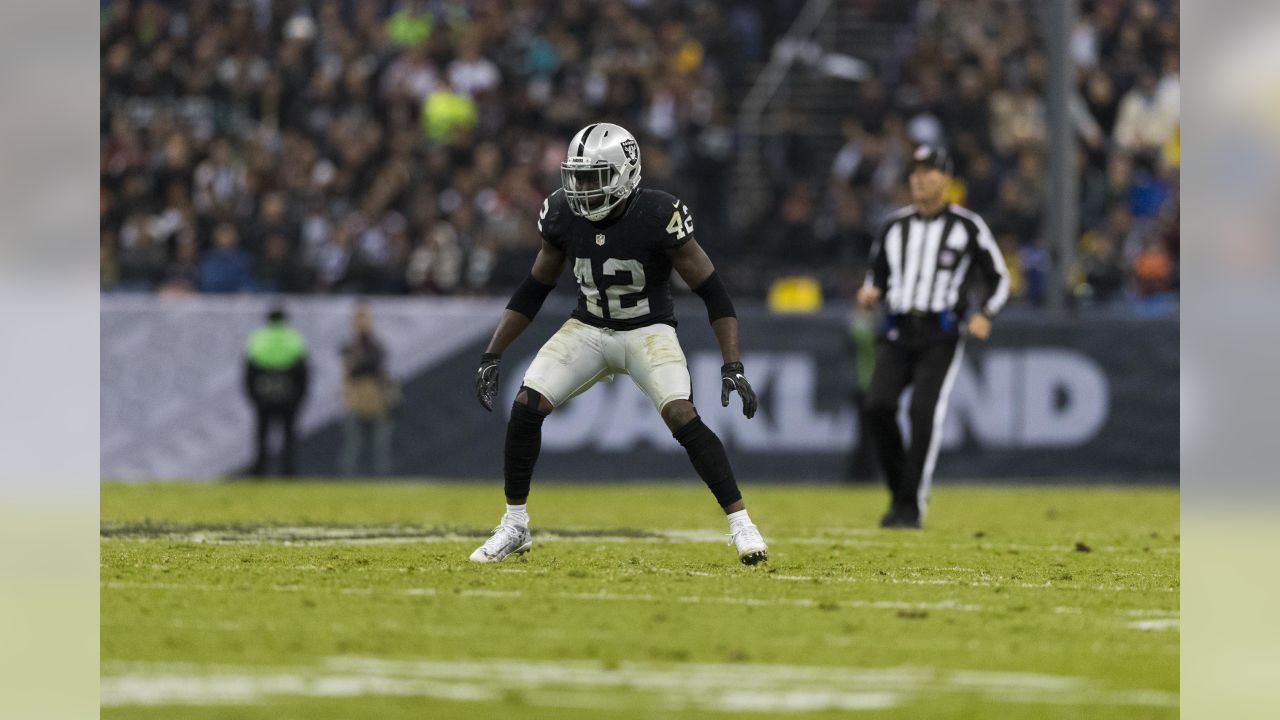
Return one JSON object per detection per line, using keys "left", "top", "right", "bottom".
{"left": 116, "top": 214, "right": 168, "bottom": 291}
{"left": 962, "top": 151, "right": 999, "bottom": 215}
{"left": 1133, "top": 236, "right": 1175, "bottom": 298}
{"left": 1127, "top": 153, "right": 1171, "bottom": 220}
{"left": 422, "top": 82, "right": 478, "bottom": 144}
{"left": 256, "top": 234, "right": 312, "bottom": 293}
{"left": 100, "top": 232, "right": 120, "bottom": 291}
{"left": 448, "top": 31, "right": 501, "bottom": 97}
{"left": 1082, "top": 70, "right": 1120, "bottom": 140}
{"left": 98, "top": 0, "right": 1177, "bottom": 308}
{"left": 386, "top": 0, "right": 432, "bottom": 48}
{"left": 989, "top": 175, "right": 1041, "bottom": 244}
{"left": 192, "top": 139, "right": 246, "bottom": 218}
{"left": 988, "top": 74, "right": 1046, "bottom": 157}
{"left": 158, "top": 234, "right": 200, "bottom": 296}
{"left": 198, "top": 223, "right": 255, "bottom": 293}
{"left": 245, "top": 192, "right": 297, "bottom": 257}
{"left": 1113, "top": 69, "right": 1179, "bottom": 154}
{"left": 406, "top": 221, "right": 463, "bottom": 294}
{"left": 1076, "top": 229, "right": 1127, "bottom": 304}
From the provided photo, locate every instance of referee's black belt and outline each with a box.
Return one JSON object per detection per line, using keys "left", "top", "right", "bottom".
{"left": 888, "top": 311, "right": 957, "bottom": 331}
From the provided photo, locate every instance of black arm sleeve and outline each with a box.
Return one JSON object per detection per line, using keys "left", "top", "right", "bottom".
{"left": 692, "top": 271, "right": 736, "bottom": 321}
{"left": 506, "top": 274, "right": 556, "bottom": 320}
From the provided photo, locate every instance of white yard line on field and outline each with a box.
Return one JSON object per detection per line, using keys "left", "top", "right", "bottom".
{"left": 1127, "top": 619, "right": 1180, "bottom": 631}
{"left": 102, "top": 580, "right": 1175, "bottom": 624}
{"left": 557, "top": 590, "right": 984, "bottom": 612}
{"left": 100, "top": 656, "right": 1178, "bottom": 712}
{"left": 101, "top": 580, "right": 979, "bottom": 612}
{"left": 102, "top": 524, "right": 1179, "bottom": 555}
{"left": 765, "top": 572, "right": 1177, "bottom": 594}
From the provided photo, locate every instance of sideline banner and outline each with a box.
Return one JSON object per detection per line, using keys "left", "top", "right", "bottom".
{"left": 102, "top": 297, "right": 1177, "bottom": 482}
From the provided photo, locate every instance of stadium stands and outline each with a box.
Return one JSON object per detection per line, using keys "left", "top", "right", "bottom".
{"left": 100, "top": 0, "right": 1178, "bottom": 307}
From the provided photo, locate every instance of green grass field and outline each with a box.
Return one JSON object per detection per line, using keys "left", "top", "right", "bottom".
{"left": 101, "top": 482, "right": 1178, "bottom": 719}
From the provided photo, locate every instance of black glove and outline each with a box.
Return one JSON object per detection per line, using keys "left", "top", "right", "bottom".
{"left": 476, "top": 352, "right": 501, "bottom": 411}
{"left": 720, "top": 361, "right": 758, "bottom": 419}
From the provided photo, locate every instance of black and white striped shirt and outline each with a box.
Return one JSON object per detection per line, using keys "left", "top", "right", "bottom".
{"left": 864, "top": 204, "right": 1010, "bottom": 317}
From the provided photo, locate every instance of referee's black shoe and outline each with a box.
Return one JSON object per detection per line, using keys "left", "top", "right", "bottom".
{"left": 880, "top": 503, "right": 922, "bottom": 530}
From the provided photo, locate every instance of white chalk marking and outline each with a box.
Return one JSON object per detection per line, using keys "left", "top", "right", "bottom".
{"left": 764, "top": 573, "right": 1173, "bottom": 595}
{"left": 102, "top": 580, "right": 1175, "bottom": 620}
{"left": 1127, "top": 619, "right": 1179, "bottom": 631}
{"left": 102, "top": 525, "right": 1179, "bottom": 556}
{"left": 103, "top": 580, "right": 982, "bottom": 613}
{"left": 100, "top": 656, "right": 1178, "bottom": 711}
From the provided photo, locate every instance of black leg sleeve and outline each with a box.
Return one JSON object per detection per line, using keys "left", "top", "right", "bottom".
{"left": 504, "top": 402, "right": 548, "bottom": 502}
{"left": 674, "top": 417, "right": 742, "bottom": 509}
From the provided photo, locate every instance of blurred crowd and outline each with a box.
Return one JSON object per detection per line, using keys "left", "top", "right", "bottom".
{"left": 101, "top": 0, "right": 1178, "bottom": 309}
{"left": 790, "top": 0, "right": 1179, "bottom": 307}
{"left": 100, "top": 0, "right": 792, "bottom": 296}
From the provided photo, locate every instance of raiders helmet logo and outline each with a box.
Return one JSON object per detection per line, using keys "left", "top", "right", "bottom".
{"left": 620, "top": 138, "right": 638, "bottom": 163}
{"left": 596, "top": 233, "right": 606, "bottom": 246}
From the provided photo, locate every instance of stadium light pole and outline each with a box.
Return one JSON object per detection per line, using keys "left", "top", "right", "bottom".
{"left": 1042, "top": 0, "right": 1078, "bottom": 312}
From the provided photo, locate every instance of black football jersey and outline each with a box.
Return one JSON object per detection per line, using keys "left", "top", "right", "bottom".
{"left": 538, "top": 187, "right": 695, "bottom": 330}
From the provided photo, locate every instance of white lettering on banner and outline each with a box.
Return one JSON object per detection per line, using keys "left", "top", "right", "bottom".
{"left": 506, "top": 349, "right": 1110, "bottom": 453}
{"left": 943, "top": 352, "right": 1017, "bottom": 446}
{"left": 943, "top": 349, "right": 1110, "bottom": 448}
{"left": 762, "top": 354, "right": 854, "bottom": 450}
{"left": 598, "top": 377, "right": 679, "bottom": 450}
{"left": 1020, "top": 349, "right": 1110, "bottom": 446}
{"left": 540, "top": 388, "right": 606, "bottom": 451}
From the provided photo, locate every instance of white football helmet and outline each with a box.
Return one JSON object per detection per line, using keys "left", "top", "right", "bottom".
{"left": 561, "top": 123, "right": 642, "bottom": 222}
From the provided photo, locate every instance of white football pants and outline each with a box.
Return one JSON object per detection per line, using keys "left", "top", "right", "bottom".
{"left": 522, "top": 318, "right": 692, "bottom": 412}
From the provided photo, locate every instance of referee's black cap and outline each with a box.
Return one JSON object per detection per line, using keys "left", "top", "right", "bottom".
{"left": 909, "top": 145, "right": 954, "bottom": 175}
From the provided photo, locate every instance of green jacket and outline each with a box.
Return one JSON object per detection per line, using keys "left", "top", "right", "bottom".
{"left": 245, "top": 322, "right": 309, "bottom": 406}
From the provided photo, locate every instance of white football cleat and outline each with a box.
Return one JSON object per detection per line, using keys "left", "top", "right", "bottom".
{"left": 730, "top": 523, "right": 768, "bottom": 565}
{"left": 469, "top": 523, "right": 532, "bottom": 563}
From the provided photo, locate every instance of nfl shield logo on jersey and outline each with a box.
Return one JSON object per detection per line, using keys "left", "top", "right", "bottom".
{"left": 596, "top": 233, "right": 606, "bottom": 246}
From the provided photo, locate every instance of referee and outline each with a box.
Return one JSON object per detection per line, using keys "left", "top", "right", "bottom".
{"left": 856, "top": 145, "right": 1010, "bottom": 528}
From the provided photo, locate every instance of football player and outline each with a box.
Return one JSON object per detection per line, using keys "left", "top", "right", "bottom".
{"left": 471, "top": 123, "right": 767, "bottom": 565}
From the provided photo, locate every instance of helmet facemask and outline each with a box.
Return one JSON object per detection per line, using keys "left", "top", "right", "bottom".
{"left": 561, "top": 158, "right": 627, "bottom": 222}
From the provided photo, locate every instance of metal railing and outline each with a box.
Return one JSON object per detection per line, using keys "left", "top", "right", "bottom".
{"left": 737, "top": 0, "right": 833, "bottom": 137}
